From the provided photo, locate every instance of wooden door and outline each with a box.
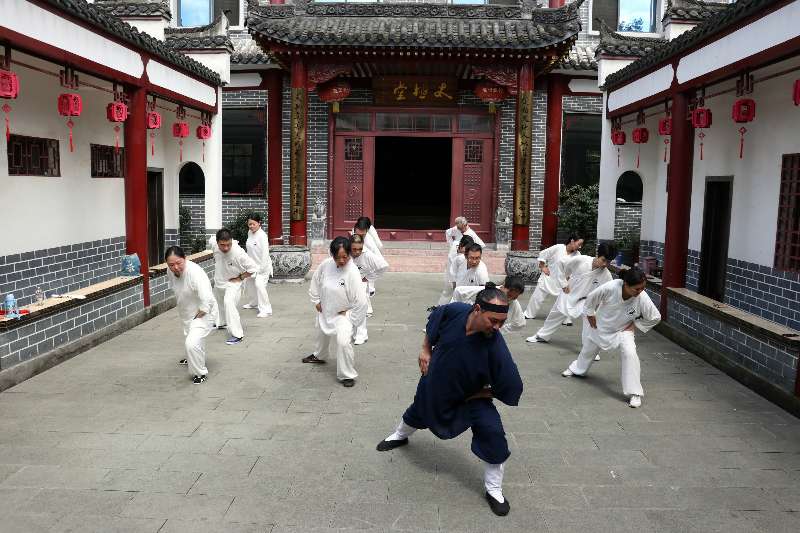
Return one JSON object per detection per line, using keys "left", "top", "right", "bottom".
{"left": 332, "top": 136, "right": 374, "bottom": 237}
{"left": 147, "top": 170, "right": 165, "bottom": 267}
{"left": 451, "top": 137, "right": 494, "bottom": 243}
{"left": 698, "top": 177, "right": 733, "bottom": 302}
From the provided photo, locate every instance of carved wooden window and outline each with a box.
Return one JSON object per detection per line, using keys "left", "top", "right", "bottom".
{"left": 344, "top": 138, "right": 363, "bottom": 161}
{"left": 335, "top": 113, "right": 370, "bottom": 132}
{"left": 775, "top": 154, "right": 800, "bottom": 272}
{"left": 465, "top": 140, "right": 483, "bottom": 163}
{"left": 7, "top": 134, "right": 60, "bottom": 177}
{"left": 458, "top": 115, "right": 492, "bottom": 133}
{"left": 90, "top": 144, "right": 125, "bottom": 178}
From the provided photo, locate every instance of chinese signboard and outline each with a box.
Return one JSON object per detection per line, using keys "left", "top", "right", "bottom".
{"left": 373, "top": 77, "right": 458, "bottom": 106}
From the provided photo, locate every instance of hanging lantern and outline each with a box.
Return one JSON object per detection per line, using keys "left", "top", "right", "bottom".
{"left": 611, "top": 130, "right": 626, "bottom": 145}
{"left": 691, "top": 107, "right": 712, "bottom": 129}
{"left": 58, "top": 93, "right": 82, "bottom": 152}
{"left": 173, "top": 121, "right": 188, "bottom": 162}
{"left": 794, "top": 80, "right": 800, "bottom": 106}
{"left": 196, "top": 119, "right": 211, "bottom": 162}
{"left": 317, "top": 79, "right": 351, "bottom": 113}
{"left": 732, "top": 98, "right": 755, "bottom": 123}
{"left": 146, "top": 98, "right": 161, "bottom": 156}
{"left": 106, "top": 86, "right": 128, "bottom": 153}
{"left": 474, "top": 81, "right": 507, "bottom": 113}
{"left": 0, "top": 68, "right": 18, "bottom": 142}
{"left": 632, "top": 127, "right": 649, "bottom": 144}
{"left": 658, "top": 117, "right": 672, "bottom": 136}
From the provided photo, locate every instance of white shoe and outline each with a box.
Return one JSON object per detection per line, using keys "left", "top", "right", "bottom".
{"left": 594, "top": 354, "right": 601, "bottom": 361}
{"left": 523, "top": 313, "right": 533, "bottom": 320}
{"left": 354, "top": 338, "right": 367, "bottom": 345}
{"left": 561, "top": 369, "right": 574, "bottom": 377}
{"left": 629, "top": 395, "right": 642, "bottom": 408}
{"left": 242, "top": 304, "right": 255, "bottom": 309}
{"left": 526, "top": 335, "right": 547, "bottom": 343}
{"left": 256, "top": 312, "right": 272, "bottom": 318}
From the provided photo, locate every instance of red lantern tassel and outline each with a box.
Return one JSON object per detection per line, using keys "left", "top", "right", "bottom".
{"left": 67, "top": 119, "right": 74, "bottom": 152}
{"left": 150, "top": 132, "right": 155, "bottom": 156}
{"left": 698, "top": 131, "right": 705, "bottom": 161}
{"left": 2, "top": 103, "right": 10, "bottom": 141}
{"left": 202, "top": 140, "right": 205, "bottom": 162}
{"left": 738, "top": 127, "right": 747, "bottom": 159}
{"left": 114, "top": 125, "right": 120, "bottom": 154}
{"left": 636, "top": 145, "right": 641, "bottom": 169}
{"left": 179, "top": 139, "right": 183, "bottom": 162}
{"left": 664, "top": 139, "right": 670, "bottom": 163}
{"left": 617, "top": 147, "right": 620, "bottom": 167}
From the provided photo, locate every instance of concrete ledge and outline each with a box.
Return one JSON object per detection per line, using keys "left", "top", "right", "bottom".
{"left": 149, "top": 250, "right": 214, "bottom": 278}
{"left": 656, "top": 320, "right": 800, "bottom": 419}
{"left": 0, "top": 295, "right": 176, "bottom": 393}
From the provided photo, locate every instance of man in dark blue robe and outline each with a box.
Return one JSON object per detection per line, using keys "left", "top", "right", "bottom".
{"left": 376, "top": 286, "right": 523, "bottom": 516}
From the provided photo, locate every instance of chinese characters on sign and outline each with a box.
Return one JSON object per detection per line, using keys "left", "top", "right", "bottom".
{"left": 374, "top": 77, "right": 458, "bottom": 106}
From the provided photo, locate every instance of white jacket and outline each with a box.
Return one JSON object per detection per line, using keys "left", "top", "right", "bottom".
{"left": 309, "top": 257, "right": 368, "bottom": 334}
{"left": 583, "top": 279, "right": 661, "bottom": 350}
{"left": 208, "top": 236, "right": 259, "bottom": 289}
{"left": 168, "top": 260, "right": 218, "bottom": 334}
{"left": 246, "top": 228, "right": 273, "bottom": 277}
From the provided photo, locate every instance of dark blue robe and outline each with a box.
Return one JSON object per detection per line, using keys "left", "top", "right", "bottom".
{"left": 402, "top": 303, "right": 523, "bottom": 464}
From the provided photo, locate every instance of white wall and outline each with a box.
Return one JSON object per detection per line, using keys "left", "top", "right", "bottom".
{"left": 663, "top": 21, "right": 697, "bottom": 41}
{"left": 123, "top": 18, "right": 167, "bottom": 41}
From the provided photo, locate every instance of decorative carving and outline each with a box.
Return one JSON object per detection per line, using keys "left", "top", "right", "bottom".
{"left": 529, "top": 0, "right": 585, "bottom": 25}
{"left": 312, "top": 197, "right": 326, "bottom": 221}
{"left": 495, "top": 201, "right": 512, "bottom": 248}
{"left": 307, "top": 64, "right": 352, "bottom": 91}
{"left": 290, "top": 87, "right": 307, "bottom": 222}
{"left": 471, "top": 66, "right": 518, "bottom": 96}
{"left": 269, "top": 245, "right": 312, "bottom": 283}
{"left": 504, "top": 250, "right": 540, "bottom": 284}
{"left": 514, "top": 90, "right": 533, "bottom": 226}
{"left": 304, "top": 4, "right": 522, "bottom": 20}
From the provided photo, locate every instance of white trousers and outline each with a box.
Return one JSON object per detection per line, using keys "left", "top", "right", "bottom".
{"left": 568, "top": 330, "right": 644, "bottom": 397}
{"left": 184, "top": 317, "right": 214, "bottom": 377}
{"left": 354, "top": 282, "right": 370, "bottom": 344}
{"left": 244, "top": 273, "right": 272, "bottom": 315}
{"left": 535, "top": 306, "right": 570, "bottom": 341}
{"left": 438, "top": 281, "right": 455, "bottom": 306}
{"left": 524, "top": 285, "right": 548, "bottom": 319}
{"left": 214, "top": 284, "right": 244, "bottom": 338}
{"left": 313, "top": 320, "right": 358, "bottom": 380}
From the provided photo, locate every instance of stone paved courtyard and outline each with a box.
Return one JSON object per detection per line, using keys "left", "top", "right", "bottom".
{"left": 1, "top": 273, "right": 799, "bottom": 532}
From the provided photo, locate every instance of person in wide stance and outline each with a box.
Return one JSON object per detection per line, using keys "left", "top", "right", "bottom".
{"left": 562, "top": 268, "right": 661, "bottom": 408}
{"left": 451, "top": 277, "right": 527, "bottom": 334}
{"left": 524, "top": 235, "right": 583, "bottom": 320}
{"left": 209, "top": 229, "right": 259, "bottom": 345}
{"left": 350, "top": 233, "right": 389, "bottom": 345}
{"left": 165, "top": 246, "right": 218, "bottom": 384}
{"left": 376, "top": 286, "right": 523, "bottom": 516}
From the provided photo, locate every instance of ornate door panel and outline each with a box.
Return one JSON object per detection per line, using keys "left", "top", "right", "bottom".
{"left": 332, "top": 136, "right": 374, "bottom": 236}
{"left": 451, "top": 137, "right": 494, "bottom": 243}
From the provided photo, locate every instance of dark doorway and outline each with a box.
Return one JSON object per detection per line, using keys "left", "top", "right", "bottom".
{"left": 698, "top": 177, "right": 733, "bottom": 301}
{"left": 561, "top": 113, "right": 602, "bottom": 188}
{"left": 374, "top": 136, "right": 451, "bottom": 229}
{"left": 147, "top": 170, "right": 165, "bottom": 267}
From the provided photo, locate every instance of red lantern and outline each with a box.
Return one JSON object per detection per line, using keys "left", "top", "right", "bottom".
{"left": 632, "top": 128, "right": 649, "bottom": 144}
{"left": 0, "top": 69, "right": 19, "bottom": 99}
{"left": 172, "top": 122, "right": 189, "bottom": 138}
{"left": 474, "top": 81, "right": 508, "bottom": 113}
{"left": 106, "top": 101, "right": 128, "bottom": 122}
{"left": 58, "top": 93, "right": 82, "bottom": 116}
{"left": 611, "top": 130, "right": 626, "bottom": 145}
{"left": 196, "top": 123, "right": 211, "bottom": 162}
{"left": 147, "top": 111, "right": 162, "bottom": 130}
{"left": 794, "top": 80, "right": 800, "bottom": 106}
{"left": 691, "top": 107, "right": 712, "bottom": 129}
{"left": 317, "top": 80, "right": 351, "bottom": 113}
{"left": 732, "top": 98, "right": 755, "bottom": 123}
{"left": 658, "top": 117, "right": 672, "bottom": 136}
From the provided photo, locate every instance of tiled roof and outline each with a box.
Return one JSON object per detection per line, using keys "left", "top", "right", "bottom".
{"left": 662, "top": 0, "right": 730, "bottom": 23}
{"left": 605, "top": 0, "right": 774, "bottom": 90}
{"left": 94, "top": 0, "right": 171, "bottom": 19}
{"left": 247, "top": 0, "right": 584, "bottom": 51}
{"left": 231, "top": 38, "right": 275, "bottom": 65}
{"left": 165, "top": 13, "right": 234, "bottom": 52}
{"left": 41, "top": 0, "right": 221, "bottom": 85}
{"left": 595, "top": 20, "right": 667, "bottom": 58}
{"left": 559, "top": 44, "right": 597, "bottom": 70}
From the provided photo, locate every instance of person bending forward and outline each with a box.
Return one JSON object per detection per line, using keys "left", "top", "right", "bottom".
{"left": 209, "top": 229, "right": 259, "bottom": 345}
{"left": 350, "top": 234, "right": 389, "bottom": 345}
{"left": 451, "top": 277, "right": 526, "bottom": 334}
{"left": 524, "top": 235, "right": 583, "bottom": 320}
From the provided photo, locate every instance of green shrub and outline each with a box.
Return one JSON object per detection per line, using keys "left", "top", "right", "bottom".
{"left": 556, "top": 184, "right": 599, "bottom": 251}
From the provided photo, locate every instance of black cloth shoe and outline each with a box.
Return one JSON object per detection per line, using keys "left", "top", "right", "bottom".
{"left": 376, "top": 438, "right": 408, "bottom": 452}
{"left": 178, "top": 359, "right": 187, "bottom": 365}
{"left": 301, "top": 354, "right": 326, "bottom": 364}
{"left": 485, "top": 492, "right": 510, "bottom": 516}
{"left": 192, "top": 375, "right": 207, "bottom": 384}
{"left": 342, "top": 379, "right": 355, "bottom": 387}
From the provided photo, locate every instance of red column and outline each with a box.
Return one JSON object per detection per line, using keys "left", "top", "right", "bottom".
{"left": 263, "top": 70, "right": 283, "bottom": 245}
{"left": 660, "top": 91, "right": 694, "bottom": 317}
{"left": 548, "top": 0, "right": 565, "bottom": 7}
{"left": 289, "top": 57, "right": 307, "bottom": 246}
{"left": 124, "top": 86, "right": 150, "bottom": 306}
{"left": 542, "top": 74, "right": 565, "bottom": 249}
{"left": 512, "top": 62, "right": 534, "bottom": 250}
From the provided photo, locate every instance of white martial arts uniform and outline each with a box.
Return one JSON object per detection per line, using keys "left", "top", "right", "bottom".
{"left": 168, "top": 261, "right": 218, "bottom": 378}
{"left": 309, "top": 258, "right": 368, "bottom": 380}
{"left": 450, "top": 285, "right": 526, "bottom": 334}
{"left": 455, "top": 260, "right": 490, "bottom": 288}
{"left": 533, "top": 255, "right": 612, "bottom": 341}
{"left": 524, "top": 244, "right": 580, "bottom": 319}
{"left": 437, "top": 241, "right": 462, "bottom": 305}
{"left": 209, "top": 236, "right": 259, "bottom": 339}
{"left": 444, "top": 225, "right": 486, "bottom": 248}
{"left": 367, "top": 225, "right": 384, "bottom": 253}
{"left": 244, "top": 227, "right": 273, "bottom": 316}
{"left": 352, "top": 249, "right": 389, "bottom": 344}
{"left": 566, "top": 280, "right": 661, "bottom": 397}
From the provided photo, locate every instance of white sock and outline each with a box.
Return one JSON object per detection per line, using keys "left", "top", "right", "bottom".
{"left": 386, "top": 420, "right": 417, "bottom": 441}
{"left": 484, "top": 462, "right": 505, "bottom": 503}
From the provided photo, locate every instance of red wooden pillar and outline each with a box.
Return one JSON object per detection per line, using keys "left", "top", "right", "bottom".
{"left": 263, "top": 70, "right": 283, "bottom": 245}
{"left": 548, "top": 0, "right": 565, "bottom": 7}
{"left": 512, "top": 62, "right": 534, "bottom": 250}
{"left": 542, "top": 74, "right": 565, "bottom": 249}
{"left": 124, "top": 86, "right": 150, "bottom": 306}
{"left": 660, "top": 91, "right": 694, "bottom": 317}
{"left": 289, "top": 57, "right": 307, "bottom": 246}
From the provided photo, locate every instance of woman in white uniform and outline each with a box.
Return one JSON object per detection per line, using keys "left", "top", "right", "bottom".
{"left": 524, "top": 235, "right": 583, "bottom": 319}
{"left": 166, "top": 246, "right": 218, "bottom": 384}
{"left": 243, "top": 214, "right": 273, "bottom": 318}
{"left": 302, "top": 237, "right": 368, "bottom": 387}
{"left": 350, "top": 234, "right": 389, "bottom": 345}
{"left": 562, "top": 268, "right": 661, "bottom": 408}
{"left": 451, "top": 276, "right": 526, "bottom": 334}
{"left": 438, "top": 235, "right": 474, "bottom": 305}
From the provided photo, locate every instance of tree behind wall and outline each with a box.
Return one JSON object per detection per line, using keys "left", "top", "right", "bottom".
{"left": 556, "top": 184, "right": 599, "bottom": 252}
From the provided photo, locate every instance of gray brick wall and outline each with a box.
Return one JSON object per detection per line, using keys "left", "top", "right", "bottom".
{"left": 221, "top": 197, "right": 269, "bottom": 227}
{"left": 614, "top": 202, "right": 642, "bottom": 240}
{"left": 640, "top": 240, "right": 664, "bottom": 266}
{"left": 686, "top": 249, "right": 700, "bottom": 293}
{"left": 563, "top": 95, "right": 602, "bottom": 114}
{"left": 222, "top": 89, "right": 267, "bottom": 108}
{"left": 0, "top": 238, "right": 126, "bottom": 307}
{"left": 669, "top": 298, "right": 798, "bottom": 393}
{"left": 724, "top": 259, "right": 800, "bottom": 331}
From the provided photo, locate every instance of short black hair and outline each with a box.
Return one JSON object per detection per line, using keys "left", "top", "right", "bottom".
{"left": 503, "top": 275, "right": 525, "bottom": 295}
{"left": 564, "top": 234, "right": 581, "bottom": 246}
{"left": 164, "top": 246, "right": 186, "bottom": 261}
{"left": 466, "top": 243, "right": 483, "bottom": 255}
{"left": 596, "top": 242, "right": 617, "bottom": 261}
{"left": 458, "top": 235, "right": 474, "bottom": 248}
{"left": 355, "top": 217, "right": 371, "bottom": 231}
{"left": 330, "top": 236, "right": 351, "bottom": 257}
{"left": 622, "top": 267, "right": 647, "bottom": 286}
{"left": 247, "top": 213, "right": 262, "bottom": 224}
{"left": 476, "top": 281, "right": 509, "bottom": 309}
{"left": 216, "top": 228, "right": 232, "bottom": 242}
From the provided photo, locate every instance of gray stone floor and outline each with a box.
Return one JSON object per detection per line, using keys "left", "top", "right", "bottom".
{"left": 1, "top": 273, "right": 799, "bottom": 533}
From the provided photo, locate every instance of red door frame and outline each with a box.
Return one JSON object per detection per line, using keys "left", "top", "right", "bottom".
{"left": 328, "top": 106, "right": 498, "bottom": 242}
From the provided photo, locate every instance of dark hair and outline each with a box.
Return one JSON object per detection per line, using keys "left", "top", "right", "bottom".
{"left": 466, "top": 243, "right": 483, "bottom": 255}
{"left": 355, "top": 217, "right": 371, "bottom": 231}
{"left": 503, "top": 275, "right": 525, "bottom": 295}
{"left": 330, "top": 236, "right": 351, "bottom": 257}
{"left": 349, "top": 233, "right": 364, "bottom": 245}
{"left": 458, "top": 235, "right": 474, "bottom": 248}
{"left": 247, "top": 213, "right": 262, "bottom": 224}
{"left": 622, "top": 267, "right": 647, "bottom": 286}
{"left": 164, "top": 246, "right": 186, "bottom": 261}
{"left": 596, "top": 242, "right": 617, "bottom": 261}
{"left": 216, "top": 228, "right": 232, "bottom": 242}
{"left": 476, "top": 281, "right": 508, "bottom": 309}
{"left": 564, "top": 234, "right": 581, "bottom": 246}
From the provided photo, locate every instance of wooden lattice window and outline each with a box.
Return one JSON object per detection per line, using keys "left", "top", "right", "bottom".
{"left": 344, "top": 138, "right": 363, "bottom": 160}
{"left": 465, "top": 140, "right": 483, "bottom": 163}
{"left": 7, "top": 134, "right": 60, "bottom": 176}
{"left": 91, "top": 144, "right": 126, "bottom": 178}
{"left": 775, "top": 154, "right": 800, "bottom": 272}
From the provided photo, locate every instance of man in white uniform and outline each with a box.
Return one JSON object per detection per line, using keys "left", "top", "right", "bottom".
{"left": 445, "top": 216, "right": 485, "bottom": 248}
{"left": 303, "top": 237, "right": 368, "bottom": 387}
{"left": 562, "top": 269, "right": 661, "bottom": 408}
{"left": 451, "top": 276, "right": 526, "bottom": 334}
{"left": 166, "top": 246, "right": 218, "bottom": 384}
{"left": 455, "top": 243, "right": 490, "bottom": 288}
{"left": 243, "top": 214, "right": 273, "bottom": 318}
{"left": 353, "top": 217, "right": 384, "bottom": 259}
{"left": 350, "top": 234, "right": 389, "bottom": 345}
{"left": 526, "top": 243, "right": 617, "bottom": 345}
{"left": 524, "top": 235, "right": 583, "bottom": 320}
{"left": 208, "top": 229, "right": 259, "bottom": 345}
{"left": 438, "top": 235, "right": 474, "bottom": 305}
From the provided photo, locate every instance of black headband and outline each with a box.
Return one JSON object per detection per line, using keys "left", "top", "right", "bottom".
{"left": 477, "top": 301, "right": 509, "bottom": 314}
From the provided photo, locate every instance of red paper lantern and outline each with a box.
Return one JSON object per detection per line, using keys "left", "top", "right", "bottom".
{"left": 794, "top": 80, "right": 800, "bottom": 106}
{"left": 172, "top": 122, "right": 189, "bottom": 138}
{"left": 147, "top": 111, "right": 162, "bottom": 129}
{"left": 658, "top": 117, "right": 672, "bottom": 136}
{"left": 196, "top": 124, "right": 211, "bottom": 140}
{"left": 632, "top": 127, "right": 649, "bottom": 144}
{"left": 0, "top": 70, "right": 19, "bottom": 99}
{"left": 732, "top": 98, "right": 756, "bottom": 123}
{"left": 317, "top": 80, "right": 351, "bottom": 113}
{"left": 106, "top": 101, "right": 128, "bottom": 122}
{"left": 611, "top": 130, "right": 626, "bottom": 145}
{"left": 58, "top": 93, "right": 82, "bottom": 116}
{"left": 691, "top": 107, "right": 712, "bottom": 129}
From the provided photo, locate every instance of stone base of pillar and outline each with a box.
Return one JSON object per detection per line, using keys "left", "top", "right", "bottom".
{"left": 269, "top": 245, "right": 312, "bottom": 283}
{"left": 504, "top": 250, "right": 540, "bottom": 285}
